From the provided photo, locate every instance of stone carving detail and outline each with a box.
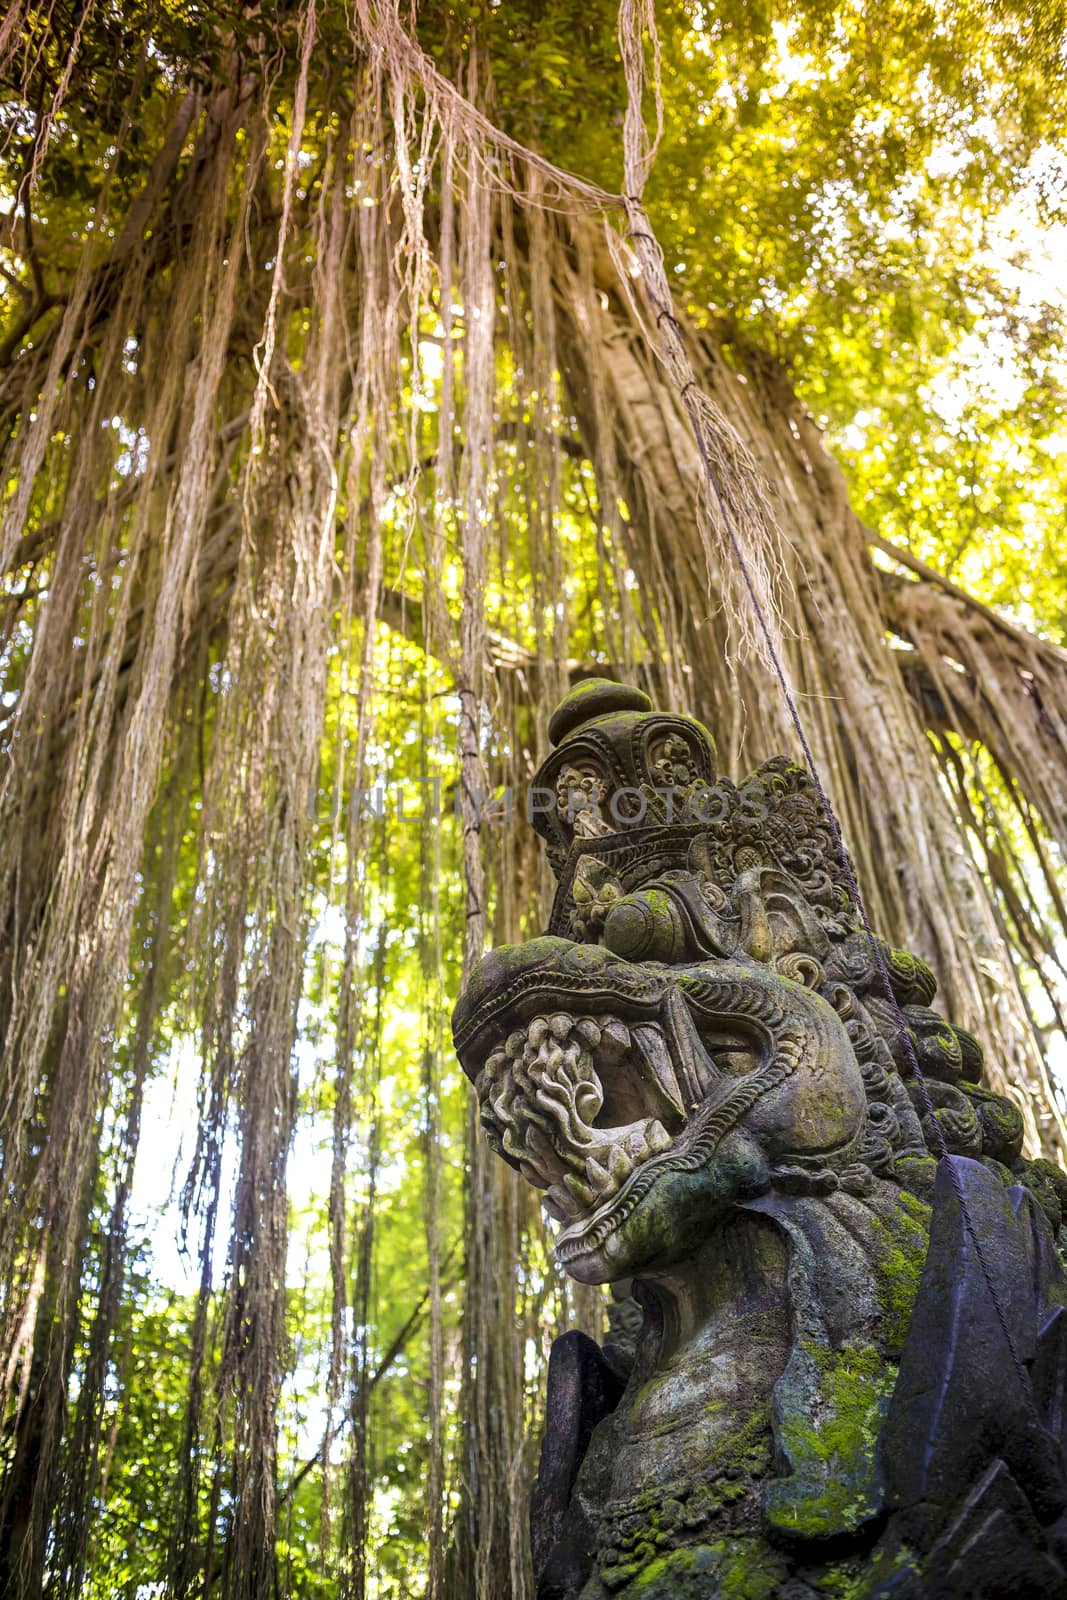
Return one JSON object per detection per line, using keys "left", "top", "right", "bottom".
{"left": 452, "top": 680, "right": 1067, "bottom": 1599}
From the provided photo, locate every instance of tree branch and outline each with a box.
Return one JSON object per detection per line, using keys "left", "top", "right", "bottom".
{"left": 277, "top": 1244, "right": 459, "bottom": 1506}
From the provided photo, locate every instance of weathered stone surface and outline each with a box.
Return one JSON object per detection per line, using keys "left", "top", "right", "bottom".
{"left": 452, "top": 682, "right": 1067, "bottom": 1598}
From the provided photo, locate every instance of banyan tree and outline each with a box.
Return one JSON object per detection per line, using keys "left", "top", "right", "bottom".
{"left": 0, "top": 1, "right": 1066, "bottom": 1596}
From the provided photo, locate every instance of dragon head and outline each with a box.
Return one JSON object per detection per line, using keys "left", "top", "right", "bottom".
{"left": 453, "top": 933, "right": 868, "bottom": 1282}
{"left": 453, "top": 681, "right": 1053, "bottom": 1286}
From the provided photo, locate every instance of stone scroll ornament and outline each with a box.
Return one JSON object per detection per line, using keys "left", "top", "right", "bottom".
{"left": 452, "top": 681, "right": 1067, "bottom": 1600}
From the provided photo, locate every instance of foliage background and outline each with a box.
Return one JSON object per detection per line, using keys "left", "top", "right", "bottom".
{"left": 1, "top": 1, "right": 1067, "bottom": 1596}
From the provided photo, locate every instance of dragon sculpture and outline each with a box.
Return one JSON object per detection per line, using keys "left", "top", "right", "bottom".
{"left": 452, "top": 680, "right": 1067, "bottom": 1599}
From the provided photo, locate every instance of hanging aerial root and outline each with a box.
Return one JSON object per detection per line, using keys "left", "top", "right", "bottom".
{"left": 350, "top": 0, "right": 618, "bottom": 214}
{"left": 350, "top": 0, "right": 793, "bottom": 666}
{"left": 612, "top": 0, "right": 794, "bottom": 668}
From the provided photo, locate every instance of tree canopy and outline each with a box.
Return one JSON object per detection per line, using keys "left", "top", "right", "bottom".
{"left": 1, "top": 2, "right": 1067, "bottom": 1597}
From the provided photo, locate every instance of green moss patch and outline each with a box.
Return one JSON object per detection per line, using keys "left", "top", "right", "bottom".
{"left": 763, "top": 1341, "right": 892, "bottom": 1545}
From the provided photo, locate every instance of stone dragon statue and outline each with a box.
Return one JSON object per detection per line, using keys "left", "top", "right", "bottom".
{"left": 452, "top": 681, "right": 1067, "bottom": 1599}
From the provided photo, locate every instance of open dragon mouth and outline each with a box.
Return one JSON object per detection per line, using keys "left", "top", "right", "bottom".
{"left": 458, "top": 940, "right": 788, "bottom": 1270}
{"left": 477, "top": 1010, "right": 683, "bottom": 1229}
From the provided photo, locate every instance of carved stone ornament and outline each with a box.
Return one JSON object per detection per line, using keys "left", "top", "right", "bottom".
{"left": 452, "top": 680, "right": 1067, "bottom": 1600}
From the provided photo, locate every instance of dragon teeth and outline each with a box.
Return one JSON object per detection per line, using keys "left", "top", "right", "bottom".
{"left": 600, "top": 1019, "right": 631, "bottom": 1053}
{"left": 646, "top": 1119, "right": 671, "bottom": 1153}
{"left": 564, "top": 1173, "right": 599, "bottom": 1210}
{"left": 484, "top": 1011, "right": 678, "bottom": 1227}
{"left": 518, "top": 1159, "right": 549, "bottom": 1191}
{"left": 586, "top": 1156, "right": 611, "bottom": 1192}
{"left": 608, "top": 1145, "right": 633, "bottom": 1184}
{"left": 550, "top": 1117, "right": 674, "bottom": 1220}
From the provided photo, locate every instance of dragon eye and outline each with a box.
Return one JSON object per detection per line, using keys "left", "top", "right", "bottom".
{"left": 603, "top": 891, "right": 685, "bottom": 964}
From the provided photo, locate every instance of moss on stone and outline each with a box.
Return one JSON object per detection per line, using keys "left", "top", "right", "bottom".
{"left": 764, "top": 1341, "right": 892, "bottom": 1543}
{"left": 627, "top": 1540, "right": 787, "bottom": 1599}
{"left": 867, "top": 1194, "right": 929, "bottom": 1351}
{"left": 598, "top": 1411, "right": 772, "bottom": 1591}
{"left": 717, "top": 1543, "right": 789, "bottom": 1598}
{"left": 547, "top": 679, "right": 652, "bottom": 746}
{"left": 614, "top": 1523, "right": 913, "bottom": 1598}
{"left": 814, "top": 1541, "right": 916, "bottom": 1600}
